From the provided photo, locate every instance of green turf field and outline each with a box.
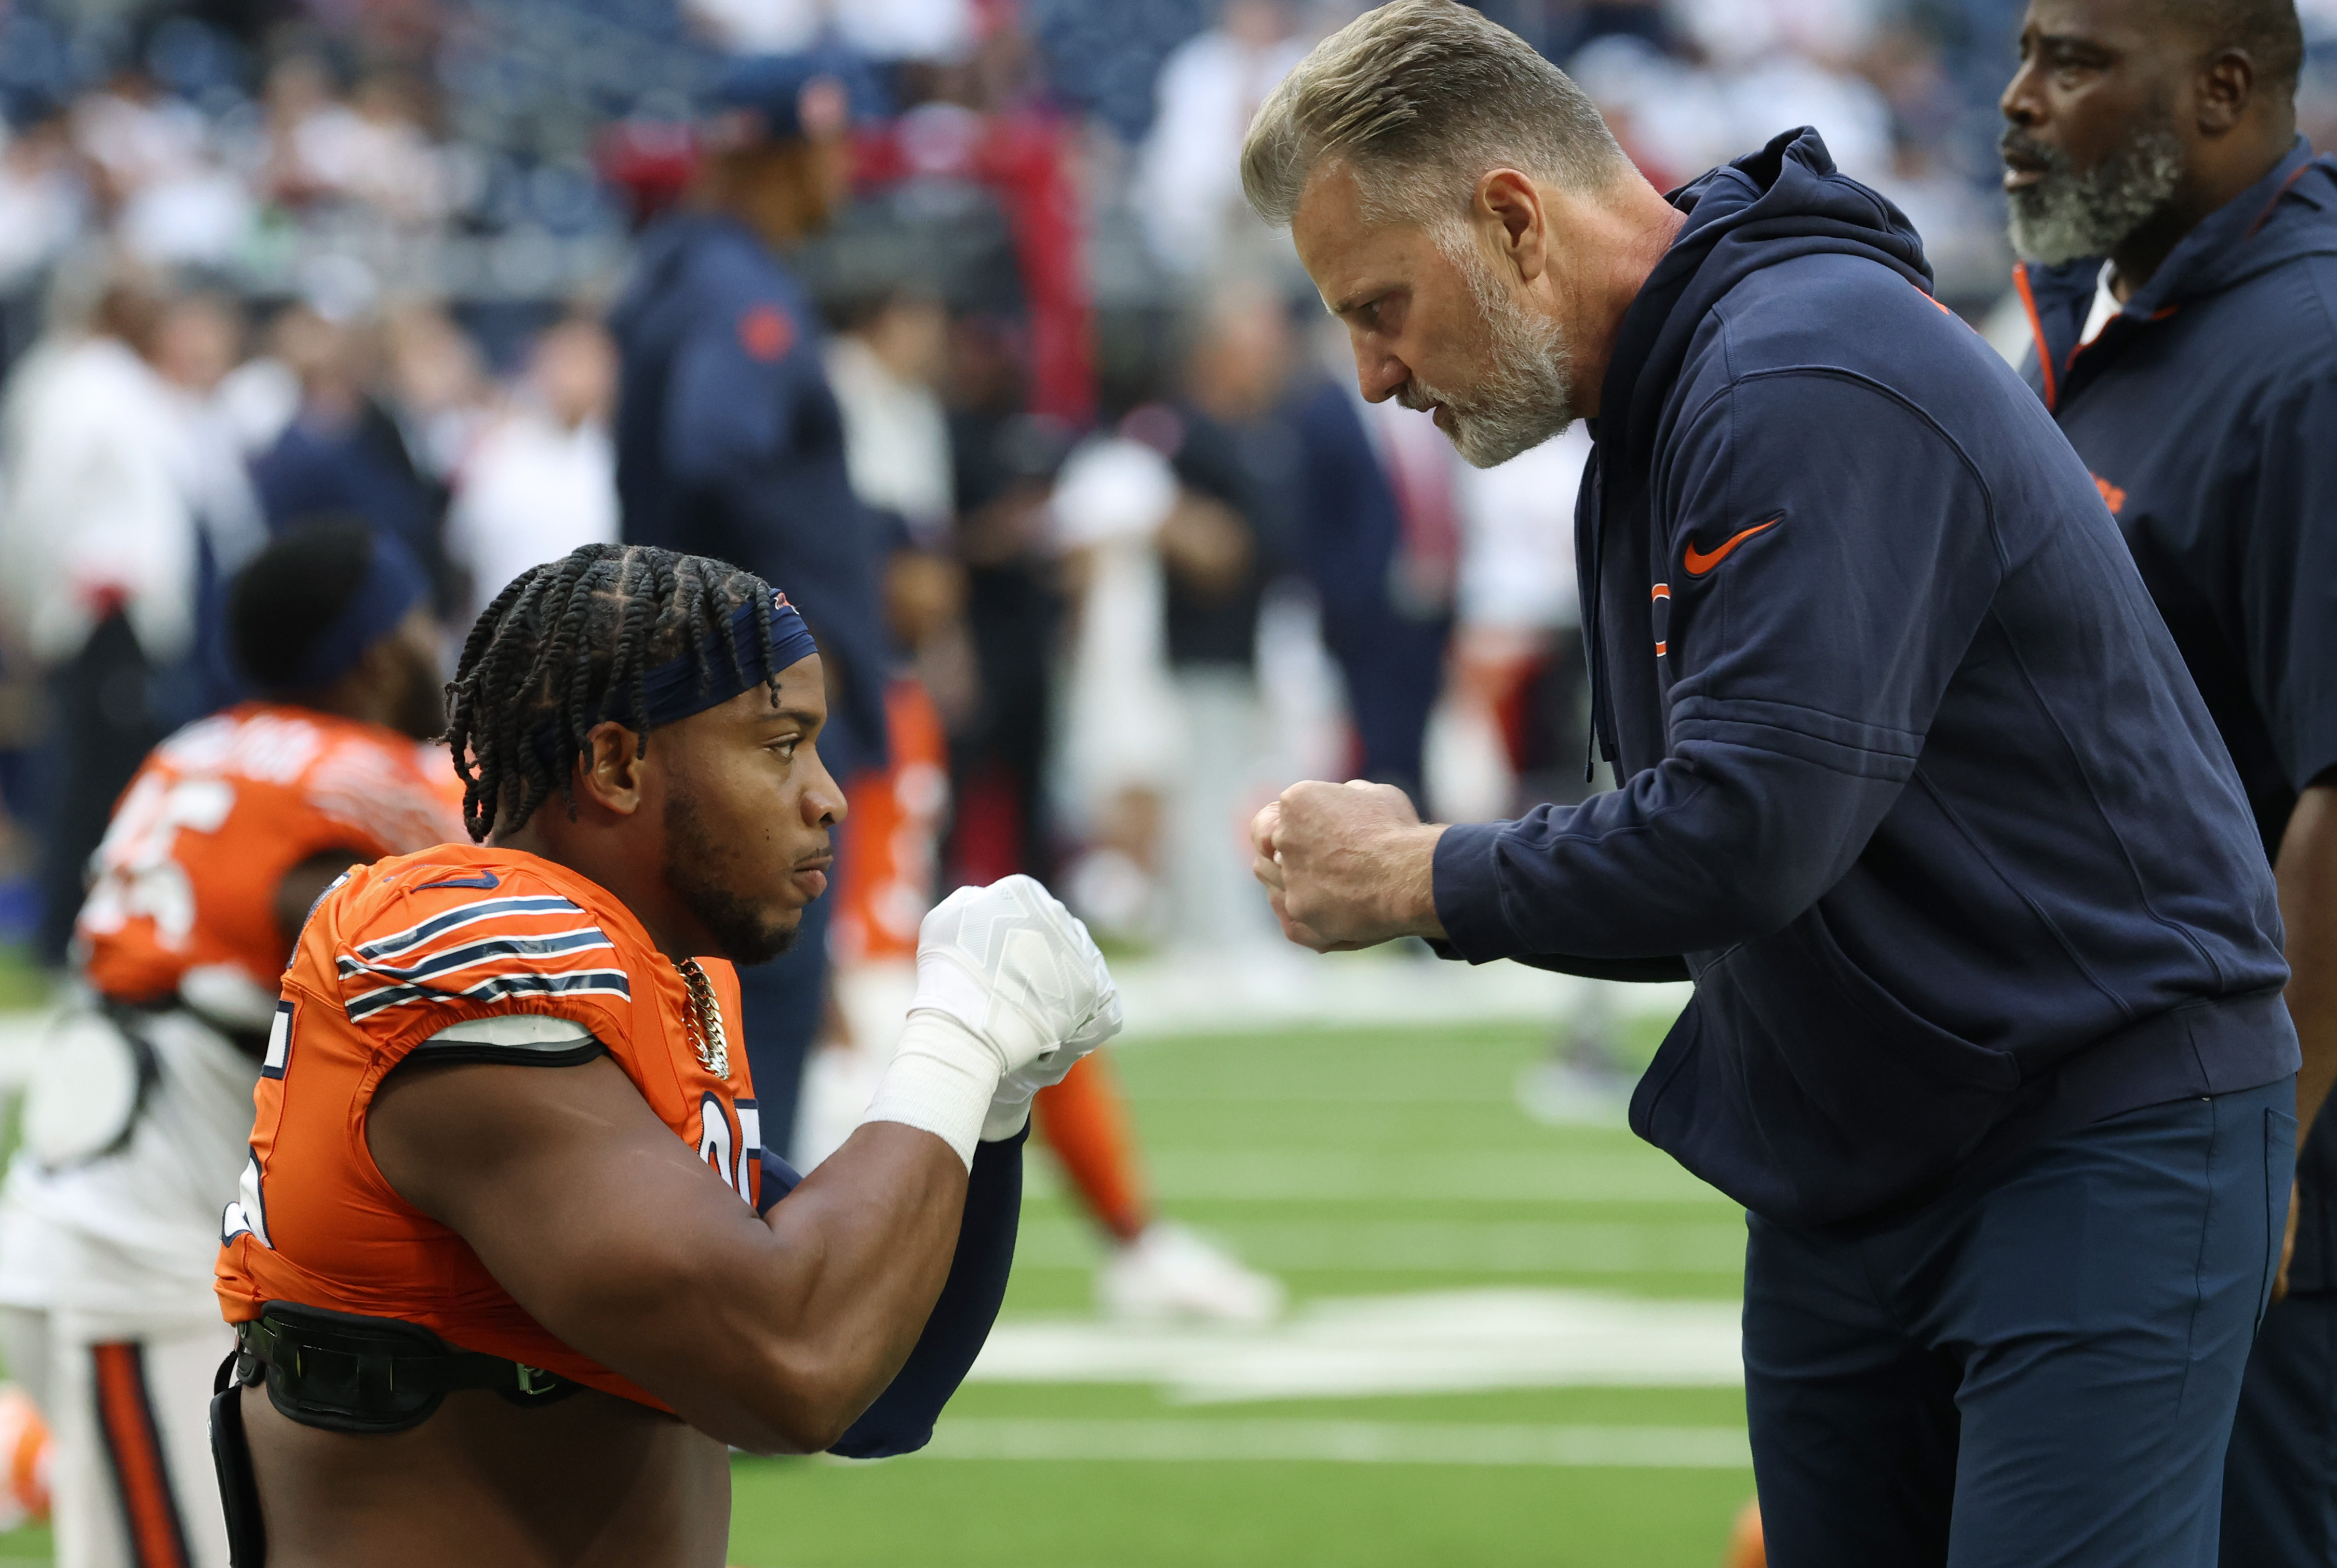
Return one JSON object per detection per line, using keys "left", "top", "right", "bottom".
{"left": 724, "top": 1013, "right": 1752, "bottom": 1568}
{"left": 0, "top": 1006, "right": 1752, "bottom": 1567}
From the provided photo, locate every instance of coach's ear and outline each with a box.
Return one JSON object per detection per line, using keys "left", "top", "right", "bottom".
{"left": 575, "top": 721, "right": 649, "bottom": 818}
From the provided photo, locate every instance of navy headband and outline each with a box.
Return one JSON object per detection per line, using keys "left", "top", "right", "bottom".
{"left": 641, "top": 591, "right": 820, "bottom": 728}
{"left": 530, "top": 592, "right": 819, "bottom": 774}
{"left": 290, "top": 532, "right": 429, "bottom": 691}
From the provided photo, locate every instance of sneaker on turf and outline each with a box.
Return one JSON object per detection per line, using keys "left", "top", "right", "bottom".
{"left": 1097, "top": 1222, "right": 1285, "bottom": 1326}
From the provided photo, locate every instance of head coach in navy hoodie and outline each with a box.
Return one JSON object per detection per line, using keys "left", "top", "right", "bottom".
{"left": 1241, "top": 3, "right": 2299, "bottom": 1561}
{"left": 1998, "top": 2, "right": 2337, "bottom": 1562}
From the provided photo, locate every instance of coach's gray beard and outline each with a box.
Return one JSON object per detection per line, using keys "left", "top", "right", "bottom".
{"left": 1403, "top": 245, "right": 1577, "bottom": 469}
{"left": 2006, "top": 127, "right": 2186, "bottom": 267}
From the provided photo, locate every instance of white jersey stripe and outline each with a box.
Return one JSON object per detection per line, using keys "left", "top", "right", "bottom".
{"left": 344, "top": 968, "right": 635, "bottom": 1023}
{"left": 354, "top": 896, "right": 584, "bottom": 962}
{"left": 337, "top": 927, "right": 615, "bottom": 984}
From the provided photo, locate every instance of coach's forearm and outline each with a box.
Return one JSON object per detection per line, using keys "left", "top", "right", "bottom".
{"left": 1433, "top": 738, "right": 1903, "bottom": 963}
{"left": 2278, "top": 785, "right": 2337, "bottom": 1140}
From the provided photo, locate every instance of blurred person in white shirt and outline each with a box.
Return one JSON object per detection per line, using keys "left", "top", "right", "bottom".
{"left": 0, "top": 112, "right": 87, "bottom": 325}
{"left": 825, "top": 288, "right": 955, "bottom": 548}
{"left": 260, "top": 58, "right": 449, "bottom": 229}
{"left": 1137, "top": 0, "right": 1311, "bottom": 276}
{"left": 1446, "top": 426, "right": 1595, "bottom": 811}
{"left": 71, "top": 72, "right": 251, "bottom": 267}
{"left": 145, "top": 289, "right": 269, "bottom": 719}
{"left": 1634, "top": 0, "right": 1897, "bottom": 186}
{"left": 444, "top": 316, "right": 620, "bottom": 628}
{"left": 822, "top": 286, "right": 975, "bottom": 722}
{"left": 683, "top": 0, "right": 976, "bottom": 61}
{"left": 0, "top": 273, "right": 225, "bottom": 964}
{"left": 1441, "top": 426, "right": 1643, "bottom": 1125}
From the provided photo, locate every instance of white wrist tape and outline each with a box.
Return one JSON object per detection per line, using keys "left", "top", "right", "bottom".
{"left": 982, "top": 1098, "right": 1035, "bottom": 1144}
{"left": 860, "top": 1009, "right": 1002, "bottom": 1169}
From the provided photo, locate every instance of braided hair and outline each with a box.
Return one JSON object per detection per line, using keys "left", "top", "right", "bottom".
{"left": 444, "top": 543, "right": 783, "bottom": 843}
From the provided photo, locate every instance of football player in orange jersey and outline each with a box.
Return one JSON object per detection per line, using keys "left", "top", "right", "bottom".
{"left": 0, "top": 520, "right": 461, "bottom": 1568}
{"left": 210, "top": 542, "right": 1119, "bottom": 1568}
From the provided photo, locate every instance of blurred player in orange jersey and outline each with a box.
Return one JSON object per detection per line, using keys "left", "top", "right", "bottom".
{"left": 0, "top": 520, "right": 462, "bottom": 1568}
{"left": 209, "top": 543, "right": 1117, "bottom": 1568}
{"left": 827, "top": 680, "right": 1282, "bottom": 1323}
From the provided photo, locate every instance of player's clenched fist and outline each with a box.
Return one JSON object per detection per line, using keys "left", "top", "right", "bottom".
{"left": 1251, "top": 780, "right": 1449, "bottom": 953}
{"left": 864, "top": 874, "right": 1122, "bottom": 1163}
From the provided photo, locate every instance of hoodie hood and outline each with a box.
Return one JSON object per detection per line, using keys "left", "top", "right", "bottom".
{"left": 1582, "top": 128, "right": 1933, "bottom": 768}
{"left": 1598, "top": 127, "right": 1933, "bottom": 481}
{"left": 2019, "top": 138, "right": 2337, "bottom": 408}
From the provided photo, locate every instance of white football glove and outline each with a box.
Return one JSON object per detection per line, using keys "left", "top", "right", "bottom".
{"left": 861, "top": 875, "right": 1122, "bottom": 1166}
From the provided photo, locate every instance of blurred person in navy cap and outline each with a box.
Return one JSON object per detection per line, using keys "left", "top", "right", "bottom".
{"left": 0, "top": 520, "right": 461, "bottom": 1568}
{"left": 609, "top": 51, "right": 891, "bottom": 1157}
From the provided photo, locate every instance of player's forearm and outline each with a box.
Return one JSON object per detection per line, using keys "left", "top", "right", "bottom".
{"left": 828, "top": 1123, "right": 1026, "bottom": 1458}
{"left": 695, "top": 1122, "right": 970, "bottom": 1453}
{"left": 2278, "top": 785, "right": 2337, "bottom": 1139}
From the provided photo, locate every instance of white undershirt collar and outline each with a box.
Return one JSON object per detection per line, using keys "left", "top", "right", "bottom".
{"left": 2079, "top": 260, "right": 2123, "bottom": 346}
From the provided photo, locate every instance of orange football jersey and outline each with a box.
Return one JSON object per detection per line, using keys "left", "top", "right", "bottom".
{"left": 77, "top": 702, "right": 466, "bottom": 1011}
{"left": 214, "top": 843, "right": 761, "bottom": 1410}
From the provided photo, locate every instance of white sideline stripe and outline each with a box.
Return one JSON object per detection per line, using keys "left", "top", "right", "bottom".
{"left": 910, "top": 1420, "right": 1751, "bottom": 1469}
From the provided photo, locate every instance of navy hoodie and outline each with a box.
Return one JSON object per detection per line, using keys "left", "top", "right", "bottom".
{"left": 1431, "top": 129, "right": 2297, "bottom": 1227}
{"left": 609, "top": 213, "right": 889, "bottom": 776}
{"left": 2018, "top": 139, "right": 2337, "bottom": 1282}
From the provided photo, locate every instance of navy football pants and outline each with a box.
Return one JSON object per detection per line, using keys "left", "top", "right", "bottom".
{"left": 1747, "top": 1079, "right": 2295, "bottom": 1568}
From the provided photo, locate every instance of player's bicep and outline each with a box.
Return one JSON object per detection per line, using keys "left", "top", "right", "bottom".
{"left": 365, "top": 1051, "right": 769, "bottom": 1360}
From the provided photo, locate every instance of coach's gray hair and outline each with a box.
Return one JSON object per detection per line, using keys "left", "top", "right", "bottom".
{"left": 1240, "top": 0, "right": 1628, "bottom": 234}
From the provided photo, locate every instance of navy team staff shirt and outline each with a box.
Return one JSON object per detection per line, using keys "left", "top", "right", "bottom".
{"left": 2017, "top": 140, "right": 2337, "bottom": 866}
{"left": 1429, "top": 130, "right": 2297, "bottom": 1229}
{"left": 609, "top": 211, "right": 889, "bottom": 777}
{"left": 2018, "top": 138, "right": 2337, "bottom": 1281}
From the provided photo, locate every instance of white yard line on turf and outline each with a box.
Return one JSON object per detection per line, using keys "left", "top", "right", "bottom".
{"left": 905, "top": 1419, "right": 1752, "bottom": 1468}
{"left": 1011, "top": 1218, "right": 1748, "bottom": 1275}
{"left": 971, "top": 1288, "right": 1744, "bottom": 1402}
{"left": 1129, "top": 1149, "right": 1730, "bottom": 1205}
{"left": 833, "top": 956, "right": 1691, "bottom": 1045}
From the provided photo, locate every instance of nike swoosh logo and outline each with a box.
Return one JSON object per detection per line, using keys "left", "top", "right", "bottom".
{"left": 415, "top": 871, "right": 501, "bottom": 891}
{"left": 1683, "top": 517, "right": 1780, "bottom": 576}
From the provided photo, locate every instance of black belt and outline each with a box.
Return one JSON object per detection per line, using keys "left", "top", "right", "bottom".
{"left": 229, "top": 1302, "right": 579, "bottom": 1435}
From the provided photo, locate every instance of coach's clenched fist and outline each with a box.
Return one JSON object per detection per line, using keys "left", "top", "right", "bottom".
{"left": 1250, "top": 780, "right": 1449, "bottom": 952}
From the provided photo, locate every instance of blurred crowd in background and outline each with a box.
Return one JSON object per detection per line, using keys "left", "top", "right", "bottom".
{"left": 4, "top": 0, "right": 2337, "bottom": 976}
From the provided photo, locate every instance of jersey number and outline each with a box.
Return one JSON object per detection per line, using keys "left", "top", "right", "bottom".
{"left": 697, "top": 1092, "right": 761, "bottom": 1209}
{"left": 77, "top": 774, "right": 236, "bottom": 950}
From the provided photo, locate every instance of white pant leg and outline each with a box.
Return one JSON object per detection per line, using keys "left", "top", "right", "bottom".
{"left": 49, "top": 1312, "right": 234, "bottom": 1568}
{"left": 1165, "top": 669, "right": 1279, "bottom": 951}
{"left": 0, "top": 1305, "right": 53, "bottom": 1414}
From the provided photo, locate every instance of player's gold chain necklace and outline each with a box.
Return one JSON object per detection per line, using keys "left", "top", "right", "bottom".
{"left": 674, "top": 958, "right": 730, "bottom": 1079}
